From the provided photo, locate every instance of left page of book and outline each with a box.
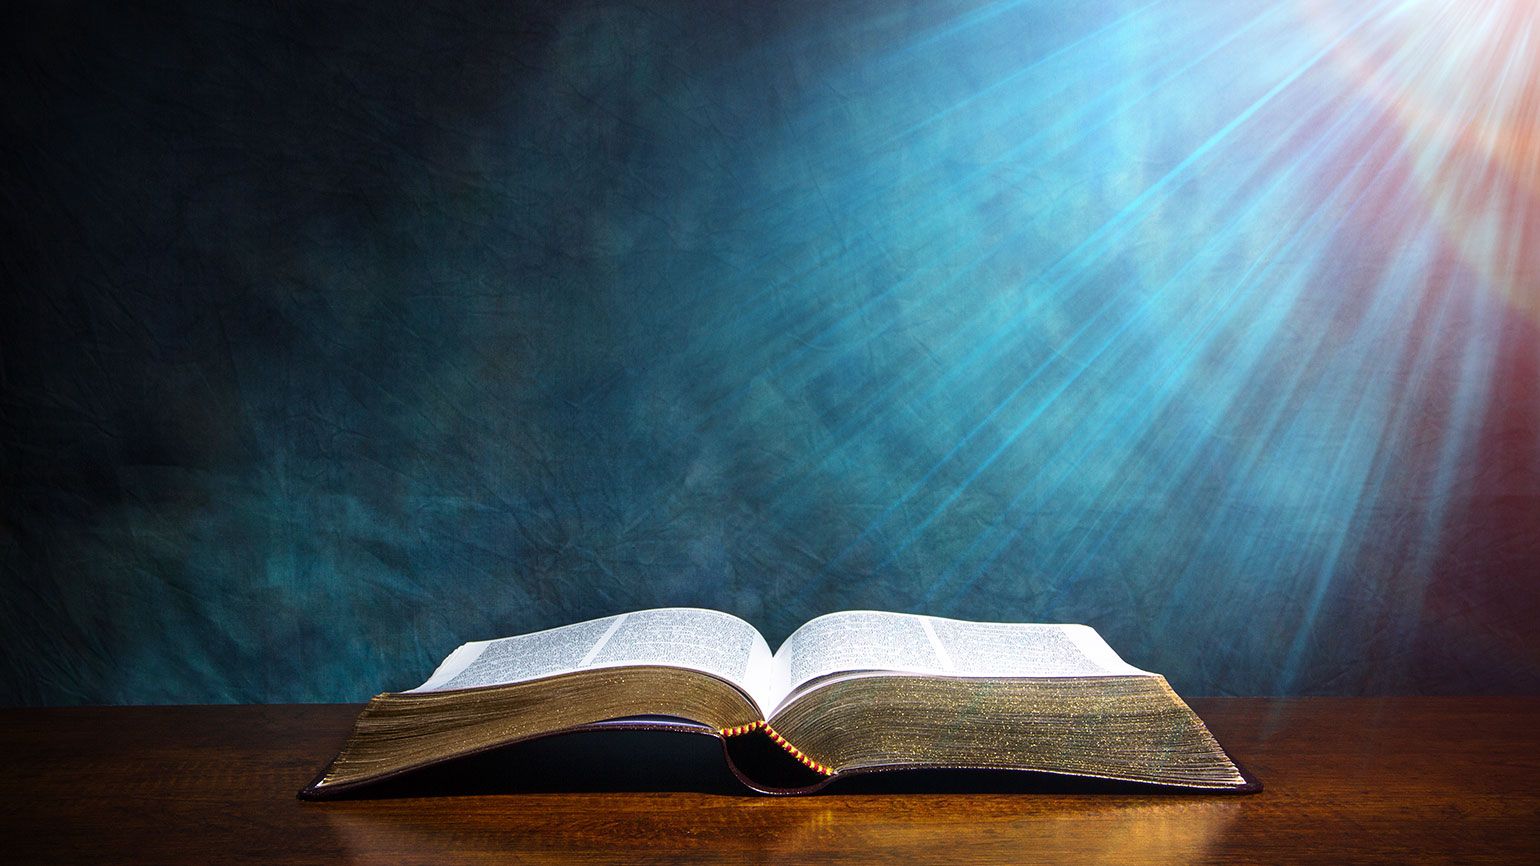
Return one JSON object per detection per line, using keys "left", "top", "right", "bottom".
{"left": 405, "top": 607, "right": 775, "bottom": 712}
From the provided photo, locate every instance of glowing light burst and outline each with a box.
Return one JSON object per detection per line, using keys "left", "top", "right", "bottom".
{"left": 1308, "top": 0, "right": 1540, "bottom": 321}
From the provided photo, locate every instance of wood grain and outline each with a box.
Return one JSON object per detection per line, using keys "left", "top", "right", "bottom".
{"left": 1, "top": 698, "right": 1537, "bottom": 864}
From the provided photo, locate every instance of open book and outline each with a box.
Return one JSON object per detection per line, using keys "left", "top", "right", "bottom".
{"left": 301, "top": 608, "right": 1254, "bottom": 796}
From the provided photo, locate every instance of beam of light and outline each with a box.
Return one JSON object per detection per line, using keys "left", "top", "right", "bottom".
{"left": 803, "top": 0, "right": 1413, "bottom": 583}
{"left": 923, "top": 0, "right": 1479, "bottom": 613}
{"left": 624, "top": 0, "right": 1536, "bottom": 691}
{"left": 919, "top": 31, "right": 1445, "bottom": 609}
{"left": 1305, "top": 0, "right": 1540, "bottom": 323}
{"left": 699, "top": 3, "right": 1320, "bottom": 561}
{"left": 744, "top": 3, "right": 1294, "bottom": 499}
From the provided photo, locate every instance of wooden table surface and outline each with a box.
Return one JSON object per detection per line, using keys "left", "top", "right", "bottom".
{"left": 1, "top": 697, "right": 1537, "bottom": 864}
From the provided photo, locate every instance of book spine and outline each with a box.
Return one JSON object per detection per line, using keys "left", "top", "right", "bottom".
{"left": 718, "top": 720, "right": 834, "bottom": 776}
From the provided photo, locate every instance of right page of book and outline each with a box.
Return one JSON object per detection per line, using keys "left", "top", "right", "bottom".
{"left": 770, "top": 611, "right": 1152, "bottom": 711}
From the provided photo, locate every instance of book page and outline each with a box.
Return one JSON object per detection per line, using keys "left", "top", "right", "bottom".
{"left": 407, "top": 608, "right": 775, "bottom": 712}
{"left": 770, "top": 611, "right": 1151, "bottom": 710}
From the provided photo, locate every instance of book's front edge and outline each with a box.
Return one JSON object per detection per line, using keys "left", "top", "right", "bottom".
{"left": 300, "top": 729, "right": 1260, "bottom": 798}
{"left": 300, "top": 698, "right": 1263, "bottom": 798}
{"left": 715, "top": 728, "right": 1261, "bottom": 795}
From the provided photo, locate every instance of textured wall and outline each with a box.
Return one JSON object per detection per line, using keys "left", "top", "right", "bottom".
{"left": 2, "top": 0, "right": 1537, "bottom": 704}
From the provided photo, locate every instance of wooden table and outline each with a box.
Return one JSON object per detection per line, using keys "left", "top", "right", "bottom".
{"left": 2, "top": 698, "right": 1536, "bottom": 863}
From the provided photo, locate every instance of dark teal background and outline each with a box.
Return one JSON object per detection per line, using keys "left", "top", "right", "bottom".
{"left": 3, "top": 0, "right": 1537, "bottom": 704}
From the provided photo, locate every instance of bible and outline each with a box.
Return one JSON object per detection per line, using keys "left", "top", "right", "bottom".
{"left": 301, "top": 608, "right": 1255, "bottom": 797}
